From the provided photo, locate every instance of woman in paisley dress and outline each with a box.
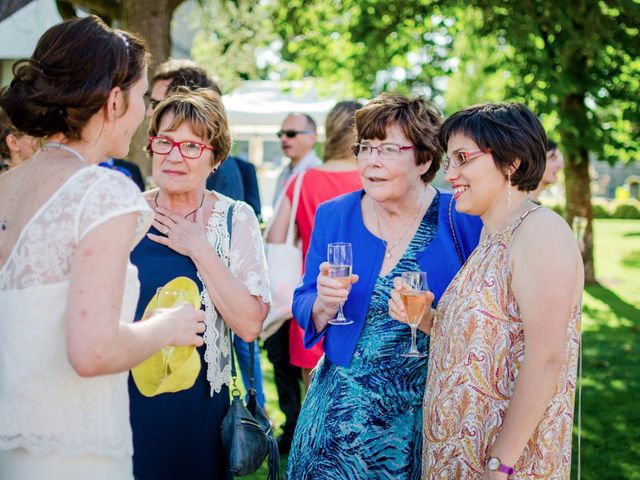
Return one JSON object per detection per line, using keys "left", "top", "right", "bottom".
{"left": 390, "top": 103, "right": 583, "bottom": 479}
{"left": 0, "top": 16, "right": 204, "bottom": 480}
{"left": 128, "top": 88, "right": 270, "bottom": 480}
{"left": 286, "top": 93, "right": 482, "bottom": 479}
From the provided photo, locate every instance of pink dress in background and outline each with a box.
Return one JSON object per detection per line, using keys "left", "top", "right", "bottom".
{"left": 422, "top": 207, "right": 581, "bottom": 479}
{"left": 285, "top": 168, "right": 362, "bottom": 369}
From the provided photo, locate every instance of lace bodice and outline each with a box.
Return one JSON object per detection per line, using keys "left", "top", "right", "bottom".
{"left": 0, "top": 166, "right": 152, "bottom": 458}
{"left": 200, "top": 195, "right": 271, "bottom": 395}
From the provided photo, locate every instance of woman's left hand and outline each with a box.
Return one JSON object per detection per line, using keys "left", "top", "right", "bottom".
{"left": 147, "top": 207, "right": 210, "bottom": 258}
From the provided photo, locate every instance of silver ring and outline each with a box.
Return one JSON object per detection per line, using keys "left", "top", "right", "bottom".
{"left": 164, "top": 227, "right": 170, "bottom": 235}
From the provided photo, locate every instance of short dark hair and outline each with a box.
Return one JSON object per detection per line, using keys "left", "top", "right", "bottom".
{"left": 547, "top": 138, "right": 557, "bottom": 152}
{"left": 285, "top": 113, "right": 317, "bottom": 133}
{"left": 355, "top": 93, "right": 443, "bottom": 184}
{"left": 0, "top": 15, "right": 148, "bottom": 139}
{"left": 151, "top": 59, "right": 222, "bottom": 96}
{"left": 438, "top": 103, "right": 546, "bottom": 191}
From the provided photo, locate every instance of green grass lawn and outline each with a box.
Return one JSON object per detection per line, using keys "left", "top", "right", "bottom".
{"left": 244, "top": 219, "right": 640, "bottom": 479}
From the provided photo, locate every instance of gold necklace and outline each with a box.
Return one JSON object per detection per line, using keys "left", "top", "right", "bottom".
{"left": 373, "top": 189, "right": 428, "bottom": 260}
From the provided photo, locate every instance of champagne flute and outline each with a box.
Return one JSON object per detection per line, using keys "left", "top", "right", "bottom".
{"left": 327, "top": 242, "right": 353, "bottom": 326}
{"left": 155, "top": 287, "right": 191, "bottom": 376}
{"left": 400, "top": 271, "right": 429, "bottom": 358}
{"left": 572, "top": 216, "right": 588, "bottom": 244}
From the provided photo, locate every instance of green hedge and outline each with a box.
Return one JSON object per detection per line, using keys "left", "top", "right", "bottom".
{"left": 543, "top": 199, "right": 640, "bottom": 219}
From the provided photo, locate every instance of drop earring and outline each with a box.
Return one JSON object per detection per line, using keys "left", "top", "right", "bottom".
{"left": 507, "top": 170, "right": 512, "bottom": 211}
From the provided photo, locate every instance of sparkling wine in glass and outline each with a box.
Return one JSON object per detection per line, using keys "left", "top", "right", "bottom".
{"left": 400, "top": 271, "right": 429, "bottom": 358}
{"left": 155, "top": 287, "right": 190, "bottom": 376}
{"left": 327, "top": 242, "right": 353, "bottom": 326}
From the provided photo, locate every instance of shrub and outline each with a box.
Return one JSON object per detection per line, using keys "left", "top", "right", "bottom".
{"left": 613, "top": 201, "right": 640, "bottom": 219}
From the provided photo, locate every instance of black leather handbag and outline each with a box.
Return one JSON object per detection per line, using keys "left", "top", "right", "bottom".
{"left": 220, "top": 338, "right": 281, "bottom": 478}
{"left": 220, "top": 201, "right": 281, "bottom": 478}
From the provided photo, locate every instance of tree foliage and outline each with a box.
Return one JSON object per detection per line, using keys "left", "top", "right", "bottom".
{"left": 191, "top": 0, "right": 276, "bottom": 92}
{"left": 270, "top": 0, "right": 455, "bottom": 99}
{"left": 269, "top": 0, "right": 640, "bottom": 282}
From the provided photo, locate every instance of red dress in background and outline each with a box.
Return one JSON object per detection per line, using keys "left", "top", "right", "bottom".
{"left": 285, "top": 168, "right": 362, "bottom": 369}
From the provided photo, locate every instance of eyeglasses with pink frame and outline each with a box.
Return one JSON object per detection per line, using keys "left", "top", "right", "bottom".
{"left": 444, "top": 148, "right": 492, "bottom": 171}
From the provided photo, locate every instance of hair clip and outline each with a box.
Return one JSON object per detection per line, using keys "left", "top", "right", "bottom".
{"left": 116, "top": 31, "right": 129, "bottom": 49}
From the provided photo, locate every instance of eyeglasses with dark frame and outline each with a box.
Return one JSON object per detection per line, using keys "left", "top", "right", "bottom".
{"left": 149, "top": 136, "right": 215, "bottom": 159}
{"left": 351, "top": 143, "right": 417, "bottom": 159}
{"left": 444, "top": 148, "right": 492, "bottom": 171}
{"left": 276, "top": 129, "right": 314, "bottom": 138}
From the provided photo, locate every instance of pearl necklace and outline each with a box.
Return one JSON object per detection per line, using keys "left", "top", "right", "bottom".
{"left": 373, "top": 189, "right": 428, "bottom": 260}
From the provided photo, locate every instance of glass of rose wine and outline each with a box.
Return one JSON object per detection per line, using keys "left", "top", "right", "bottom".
{"left": 400, "top": 271, "right": 429, "bottom": 358}
{"left": 327, "top": 242, "right": 353, "bottom": 326}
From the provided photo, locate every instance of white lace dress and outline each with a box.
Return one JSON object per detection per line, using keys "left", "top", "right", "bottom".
{"left": 0, "top": 166, "right": 152, "bottom": 480}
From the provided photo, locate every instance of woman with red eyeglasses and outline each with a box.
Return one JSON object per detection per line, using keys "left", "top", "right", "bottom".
{"left": 129, "top": 88, "right": 270, "bottom": 480}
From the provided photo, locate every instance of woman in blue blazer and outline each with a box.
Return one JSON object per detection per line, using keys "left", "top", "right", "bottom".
{"left": 286, "top": 93, "right": 482, "bottom": 479}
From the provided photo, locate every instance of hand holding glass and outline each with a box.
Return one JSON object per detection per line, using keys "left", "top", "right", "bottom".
{"left": 400, "top": 271, "right": 429, "bottom": 358}
{"left": 155, "top": 287, "right": 191, "bottom": 377}
{"left": 327, "top": 242, "right": 353, "bottom": 326}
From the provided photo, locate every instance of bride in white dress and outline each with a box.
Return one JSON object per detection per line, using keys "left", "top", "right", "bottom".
{"left": 0, "top": 15, "right": 205, "bottom": 480}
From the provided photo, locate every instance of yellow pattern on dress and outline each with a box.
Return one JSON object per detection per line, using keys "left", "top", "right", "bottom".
{"left": 422, "top": 208, "right": 581, "bottom": 479}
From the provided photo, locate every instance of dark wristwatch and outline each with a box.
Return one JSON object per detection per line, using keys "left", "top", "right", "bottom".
{"left": 487, "top": 457, "right": 514, "bottom": 475}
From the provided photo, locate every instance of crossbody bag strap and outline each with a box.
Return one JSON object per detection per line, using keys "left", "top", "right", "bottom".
{"left": 448, "top": 194, "right": 465, "bottom": 267}
{"left": 225, "top": 201, "right": 241, "bottom": 393}
{"left": 225, "top": 200, "right": 257, "bottom": 394}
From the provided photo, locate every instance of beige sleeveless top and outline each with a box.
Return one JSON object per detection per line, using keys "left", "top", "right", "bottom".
{"left": 422, "top": 206, "right": 581, "bottom": 479}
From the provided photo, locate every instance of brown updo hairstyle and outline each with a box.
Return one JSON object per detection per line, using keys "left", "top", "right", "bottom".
{"left": 323, "top": 100, "right": 363, "bottom": 162}
{"left": 354, "top": 93, "right": 443, "bottom": 183}
{"left": 0, "top": 15, "right": 148, "bottom": 140}
{"left": 146, "top": 88, "right": 232, "bottom": 169}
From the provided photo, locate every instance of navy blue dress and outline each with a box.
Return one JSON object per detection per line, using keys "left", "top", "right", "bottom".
{"left": 129, "top": 225, "right": 231, "bottom": 480}
{"left": 286, "top": 195, "right": 440, "bottom": 480}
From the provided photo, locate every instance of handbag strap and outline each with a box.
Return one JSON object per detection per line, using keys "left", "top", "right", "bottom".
{"left": 225, "top": 200, "right": 256, "bottom": 397}
{"left": 448, "top": 194, "right": 465, "bottom": 267}
{"left": 285, "top": 171, "right": 305, "bottom": 245}
{"left": 263, "top": 171, "right": 305, "bottom": 245}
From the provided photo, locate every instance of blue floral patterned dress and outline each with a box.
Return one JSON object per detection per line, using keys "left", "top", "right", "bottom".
{"left": 286, "top": 194, "right": 440, "bottom": 480}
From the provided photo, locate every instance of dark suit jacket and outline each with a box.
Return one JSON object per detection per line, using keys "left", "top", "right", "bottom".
{"left": 236, "top": 157, "right": 262, "bottom": 220}
{"left": 206, "top": 155, "right": 244, "bottom": 201}
{"left": 113, "top": 158, "right": 146, "bottom": 191}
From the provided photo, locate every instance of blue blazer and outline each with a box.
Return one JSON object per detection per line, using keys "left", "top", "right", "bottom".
{"left": 292, "top": 189, "right": 482, "bottom": 367}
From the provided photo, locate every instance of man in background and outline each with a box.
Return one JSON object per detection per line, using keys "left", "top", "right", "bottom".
{"left": 264, "top": 112, "right": 320, "bottom": 454}
{"left": 272, "top": 113, "right": 320, "bottom": 202}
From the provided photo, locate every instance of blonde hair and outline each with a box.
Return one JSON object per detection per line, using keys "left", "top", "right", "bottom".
{"left": 323, "top": 101, "right": 363, "bottom": 162}
{"left": 147, "top": 87, "right": 231, "bottom": 167}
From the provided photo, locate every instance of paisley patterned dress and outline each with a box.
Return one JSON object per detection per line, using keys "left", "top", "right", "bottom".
{"left": 286, "top": 196, "right": 440, "bottom": 480}
{"left": 422, "top": 207, "right": 581, "bottom": 479}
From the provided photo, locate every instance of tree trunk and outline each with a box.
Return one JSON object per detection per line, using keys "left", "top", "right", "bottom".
{"left": 119, "top": 0, "right": 183, "bottom": 179}
{"left": 559, "top": 93, "right": 596, "bottom": 284}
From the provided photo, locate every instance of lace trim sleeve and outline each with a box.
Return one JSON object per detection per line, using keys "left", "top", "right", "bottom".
{"left": 77, "top": 169, "right": 152, "bottom": 247}
{"left": 228, "top": 201, "right": 271, "bottom": 304}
